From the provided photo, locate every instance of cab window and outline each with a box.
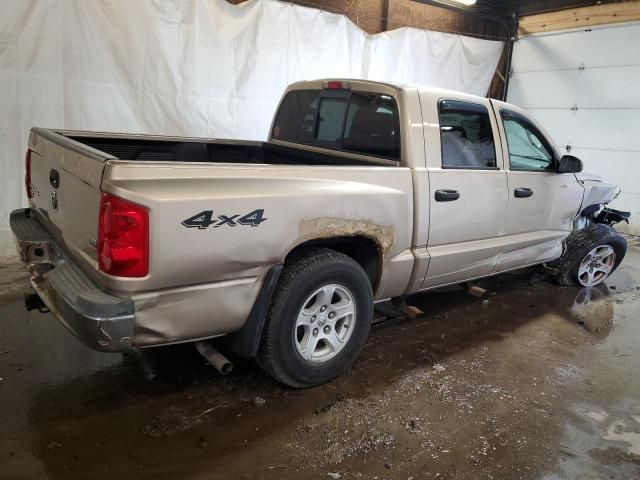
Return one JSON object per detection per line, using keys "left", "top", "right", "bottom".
{"left": 316, "top": 97, "right": 349, "bottom": 142}
{"left": 342, "top": 92, "right": 399, "bottom": 159}
{"left": 271, "top": 90, "right": 318, "bottom": 144}
{"left": 439, "top": 99, "right": 497, "bottom": 169}
{"left": 501, "top": 110, "right": 554, "bottom": 171}
{"left": 272, "top": 90, "right": 400, "bottom": 160}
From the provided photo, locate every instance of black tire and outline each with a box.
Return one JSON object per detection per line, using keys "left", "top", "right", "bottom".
{"left": 257, "top": 248, "right": 373, "bottom": 388}
{"left": 552, "top": 224, "right": 627, "bottom": 286}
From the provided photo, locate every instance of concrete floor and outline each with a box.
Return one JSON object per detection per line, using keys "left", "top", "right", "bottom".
{"left": 1, "top": 246, "right": 640, "bottom": 480}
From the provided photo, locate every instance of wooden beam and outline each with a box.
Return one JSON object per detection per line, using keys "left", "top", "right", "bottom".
{"left": 518, "top": 1, "right": 640, "bottom": 36}
{"left": 382, "top": 0, "right": 390, "bottom": 31}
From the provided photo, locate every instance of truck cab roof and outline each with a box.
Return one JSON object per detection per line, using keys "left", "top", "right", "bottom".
{"left": 287, "top": 78, "right": 490, "bottom": 104}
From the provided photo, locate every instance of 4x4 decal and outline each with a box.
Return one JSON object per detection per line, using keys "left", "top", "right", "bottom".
{"left": 181, "top": 209, "right": 267, "bottom": 229}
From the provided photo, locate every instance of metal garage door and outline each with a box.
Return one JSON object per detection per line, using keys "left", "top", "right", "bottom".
{"left": 507, "top": 22, "right": 640, "bottom": 234}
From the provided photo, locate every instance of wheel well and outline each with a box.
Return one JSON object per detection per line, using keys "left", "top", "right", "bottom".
{"left": 287, "top": 236, "right": 382, "bottom": 291}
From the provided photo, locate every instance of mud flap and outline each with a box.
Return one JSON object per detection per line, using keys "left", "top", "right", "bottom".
{"left": 227, "top": 264, "right": 283, "bottom": 358}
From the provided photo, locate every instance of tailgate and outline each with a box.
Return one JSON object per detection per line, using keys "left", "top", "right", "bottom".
{"left": 27, "top": 128, "right": 114, "bottom": 268}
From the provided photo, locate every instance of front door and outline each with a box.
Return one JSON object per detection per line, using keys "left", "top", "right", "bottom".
{"left": 491, "top": 102, "right": 584, "bottom": 272}
{"left": 421, "top": 97, "right": 508, "bottom": 289}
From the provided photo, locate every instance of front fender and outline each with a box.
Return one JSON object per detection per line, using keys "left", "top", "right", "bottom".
{"left": 576, "top": 174, "right": 620, "bottom": 214}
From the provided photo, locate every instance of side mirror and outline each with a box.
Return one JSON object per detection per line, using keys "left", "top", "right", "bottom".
{"left": 558, "top": 155, "right": 583, "bottom": 173}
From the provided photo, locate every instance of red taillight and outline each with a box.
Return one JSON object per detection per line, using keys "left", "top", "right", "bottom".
{"left": 98, "top": 193, "right": 149, "bottom": 277}
{"left": 25, "top": 149, "right": 33, "bottom": 199}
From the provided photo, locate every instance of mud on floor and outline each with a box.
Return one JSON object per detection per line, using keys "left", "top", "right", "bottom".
{"left": 1, "top": 249, "right": 640, "bottom": 479}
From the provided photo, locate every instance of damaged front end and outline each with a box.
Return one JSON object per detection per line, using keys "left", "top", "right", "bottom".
{"left": 594, "top": 207, "right": 631, "bottom": 226}
{"left": 575, "top": 173, "right": 629, "bottom": 229}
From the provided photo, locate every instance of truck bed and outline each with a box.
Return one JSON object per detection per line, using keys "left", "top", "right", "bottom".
{"left": 64, "top": 132, "right": 388, "bottom": 167}
{"left": 24, "top": 125, "right": 413, "bottom": 349}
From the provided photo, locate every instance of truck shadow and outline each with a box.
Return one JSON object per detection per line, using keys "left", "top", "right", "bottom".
{"left": 25, "top": 269, "right": 620, "bottom": 479}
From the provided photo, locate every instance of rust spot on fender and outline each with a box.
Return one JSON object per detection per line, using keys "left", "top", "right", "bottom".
{"left": 298, "top": 217, "right": 394, "bottom": 255}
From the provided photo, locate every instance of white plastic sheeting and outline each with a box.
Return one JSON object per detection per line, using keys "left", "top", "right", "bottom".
{"left": 0, "top": 0, "right": 503, "bottom": 258}
{"left": 508, "top": 23, "right": 640, "bottom": 234}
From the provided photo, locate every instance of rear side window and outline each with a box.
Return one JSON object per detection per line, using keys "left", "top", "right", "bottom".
{"left": 439, "top": 99, "right": 497, "bottom": 169}
{"left": 272, "top": 90, "right": 400, "bottom": 160}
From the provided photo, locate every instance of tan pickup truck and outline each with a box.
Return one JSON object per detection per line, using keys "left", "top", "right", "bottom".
{"left": 11, "top": 79, "right": 629, "bottom": 387}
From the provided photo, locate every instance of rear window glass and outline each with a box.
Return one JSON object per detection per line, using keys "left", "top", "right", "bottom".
{"left": 317, "top": 98, "right": 349, "bottom": 142}
{"left": 343, "top": 92, "right": 399, "bottom": 158}
{"left": 272, "top": 90, "right": 319, "bottom": 144}
{"left": 272, "top": 89, "right": 400, "bottom": 160}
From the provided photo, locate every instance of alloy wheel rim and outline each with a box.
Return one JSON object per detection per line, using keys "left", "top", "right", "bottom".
{"left": 577, "top": 245, "right": 616, "bottom": 287}
{"left": 293, "top": 283, "right": 356, "bottom": 363}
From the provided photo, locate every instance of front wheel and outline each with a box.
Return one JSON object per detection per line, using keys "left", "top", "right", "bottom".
{"left": 553, "top": 224, "right": 627, "bottom": 287}
{"left": 257, "top": 248, "right": 373, "bottom": 388}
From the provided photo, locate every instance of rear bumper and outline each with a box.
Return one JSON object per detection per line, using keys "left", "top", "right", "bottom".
{"left": 10, "top": 208, "right": 135, "bottom": 352}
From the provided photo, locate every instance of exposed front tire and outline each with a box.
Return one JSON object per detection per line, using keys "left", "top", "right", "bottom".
{"left": 257, "top": 248, "right": 373, "bottom": 388}
{"left": 553, "top": 224, "right": 627, "bottom": 287}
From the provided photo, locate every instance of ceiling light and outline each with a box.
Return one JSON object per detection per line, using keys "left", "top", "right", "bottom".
{"left": 448, "top": 0, "right": 477, "bottom": 5}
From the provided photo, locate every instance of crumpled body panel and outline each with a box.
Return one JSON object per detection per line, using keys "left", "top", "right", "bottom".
{"left": 577, "top": 172, "right": 620, "bottom": 212}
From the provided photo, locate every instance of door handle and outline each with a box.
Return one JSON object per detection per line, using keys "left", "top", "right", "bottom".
{"left": 435, "top": 189, "right": 460, "bottom": 202}
{"left": 514, "top": 187, "right": 533, "bottom": 198}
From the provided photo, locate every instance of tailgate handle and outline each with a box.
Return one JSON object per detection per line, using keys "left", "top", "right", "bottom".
{"left": 50, "top": 169, "right": 60, "bottom": 189}
{"left": 434, "top": 189, "right": 460, "bottom": 202}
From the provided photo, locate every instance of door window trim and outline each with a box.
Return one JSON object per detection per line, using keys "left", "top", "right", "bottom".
{"left": 438, "top": 98, "right": 500, "bottom": 171}
{"left": 500, "top": 109, "right": 558, "bottom": 172}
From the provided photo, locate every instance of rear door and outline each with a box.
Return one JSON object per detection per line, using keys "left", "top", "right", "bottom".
{"left": 490, "top": 103, "right": 584, "bottom": 272}
{"left": 421, "top": 95, "right": 508, "bottom": 289}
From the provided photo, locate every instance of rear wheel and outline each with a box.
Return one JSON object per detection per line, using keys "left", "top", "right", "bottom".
{"left": 257, "top": 248, "right": 373, "bottom": 388}
{"left": 553, "top": 224, "right": 627, "bottom": 287}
